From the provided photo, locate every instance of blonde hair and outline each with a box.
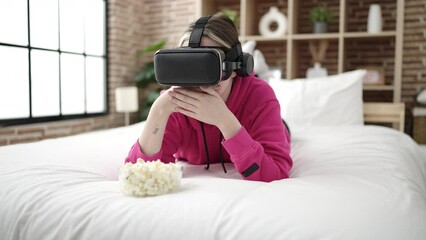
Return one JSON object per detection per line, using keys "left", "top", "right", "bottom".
{"left": 178, "top": 13, "right": 239, "bottom": 49}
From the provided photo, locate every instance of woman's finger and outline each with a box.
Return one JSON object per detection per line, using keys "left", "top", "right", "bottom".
{"left": 169, "top": 89, "right": 206, "bottom": 113}
{"left": 173, "top": 88, "right": 206, "bottom": 99}
{"left": 169, "top": 93, "right": 197, "bottom": 111}
{"left": 175, "top": 107, "right": 196, "bottom": 118}
{"left": 200, "top": 86, "right": 218, "bottom": 96}
{"left": 170, "top": 89, "right": 199, "bottom": 104}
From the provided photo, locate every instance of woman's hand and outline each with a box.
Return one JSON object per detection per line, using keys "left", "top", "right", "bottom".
{"left": 168, "top": 86, "right": 241, "bottom": 139}
{"left": 168, "top": 87, "right": 227, "bottom": 125}
{"left": 150, "top": 88, "right": 178, "bottom": 117}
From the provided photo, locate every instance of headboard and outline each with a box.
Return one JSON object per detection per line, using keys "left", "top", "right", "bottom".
{"left": 363, "top": 103, "right": 405, "bottom": 132}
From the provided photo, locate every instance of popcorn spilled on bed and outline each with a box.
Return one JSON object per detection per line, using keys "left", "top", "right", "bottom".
{"left": 119, "top": 159, "right": 182, "bottom": 197}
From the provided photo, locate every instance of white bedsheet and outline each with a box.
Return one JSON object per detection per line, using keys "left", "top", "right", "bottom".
{"left": 0, "top": 123, "right": 425, "bottom": 240}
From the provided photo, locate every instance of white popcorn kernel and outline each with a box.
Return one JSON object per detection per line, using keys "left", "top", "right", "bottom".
{"left": 119, "top": 159, "right": 182, "bottom": 197}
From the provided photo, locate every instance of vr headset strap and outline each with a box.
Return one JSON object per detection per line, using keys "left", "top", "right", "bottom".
{"left": 225, "top": 43, "right": 242, "bottom": 61}
{"left": 189, "top": 16, "right": 212, "bottom": 48}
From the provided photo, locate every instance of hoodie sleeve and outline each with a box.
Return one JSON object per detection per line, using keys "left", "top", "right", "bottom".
{"left": 222, "top": 99, "right": 292, "bottom": 182}
{"left": 124, "top": 114, "right": 182, "bottom": 164}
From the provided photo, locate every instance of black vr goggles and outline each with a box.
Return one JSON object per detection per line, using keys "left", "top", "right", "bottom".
{"left": 154, "top": 16, "right": 254, "bottom": 86}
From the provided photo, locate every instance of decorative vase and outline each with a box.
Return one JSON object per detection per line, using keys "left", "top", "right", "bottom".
{"left": 306, "top": 62, "right": 328, "bottom": 78}
{"left": 313, "top": 22, "right": 327, "bottom": 33}
{"left": 259, "top": 7, "right": 287, "bottom": 37}
{"left": 367, "top": 4, "right": 382, "bottom": 33}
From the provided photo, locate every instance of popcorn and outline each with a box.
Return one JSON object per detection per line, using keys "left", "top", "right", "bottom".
{"left": 119, "top": 159, "right": 182, "bottom": 197}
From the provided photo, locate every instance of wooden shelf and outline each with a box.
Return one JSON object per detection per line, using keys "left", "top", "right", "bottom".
{"left": 363, "top": 85, "right": 395, "bottom": 91}
{"left": 197, "top": 0, "right": 404, "bottom": 103}
{"left": 291, "top": 33, "right": 339, "bottom": 40}
{"left": 344, "top": 31, "right": 396, "bottom": 39}
{"left": 241, "top": 35, "right": 288, "bottom": 42}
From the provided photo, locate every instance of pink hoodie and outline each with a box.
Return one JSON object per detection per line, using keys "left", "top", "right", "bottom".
{"left": 125, "top": 73, "right": 293, "bottom": 182}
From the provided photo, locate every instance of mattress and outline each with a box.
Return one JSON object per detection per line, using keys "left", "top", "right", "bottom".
{"left": 0, "top": 122, "right": 425, "bottom": 240}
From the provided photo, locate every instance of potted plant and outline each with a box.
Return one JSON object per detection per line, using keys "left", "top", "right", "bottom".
{"left": 220, "top": 8, "right": 239, "bottom": 24}
{"left": 309, "top": 5, "right": 333, "bottom": 33}
{"left": 134, "top": 39, "right": 167, "bottom": 121}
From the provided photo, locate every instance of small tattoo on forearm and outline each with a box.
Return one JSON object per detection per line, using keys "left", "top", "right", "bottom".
{"left": 152, "top": 125, "right": 159, "bottom": 134}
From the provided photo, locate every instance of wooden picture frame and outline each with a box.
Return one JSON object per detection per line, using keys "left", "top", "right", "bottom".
{"left": 361, "top": 66, "right": 385, "bottom": 85}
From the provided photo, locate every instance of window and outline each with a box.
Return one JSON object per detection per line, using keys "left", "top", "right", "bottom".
{"left": 0, "top": 0, "right": 107, "bottom": 125}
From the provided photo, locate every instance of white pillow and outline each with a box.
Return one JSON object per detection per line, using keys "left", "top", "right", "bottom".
{"left": 258, "top": 68, "right": 281, "bottom": 83}
{"left": 253, "top": 49, "right": 270, "bottom": 76}
{"left": 269, "top": 70, "right": 366, "bottom": 130}
{"left": 242, "top": 40, "right": 256, "bottom": 56}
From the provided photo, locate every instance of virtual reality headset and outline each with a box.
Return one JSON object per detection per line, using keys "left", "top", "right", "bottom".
{"left": 154, "top": 16, "right": 254, "bottom": 87}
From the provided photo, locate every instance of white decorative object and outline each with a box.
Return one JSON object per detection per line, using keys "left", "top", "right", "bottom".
{"left": 413, "top": 107, "right": 426, "bottom": 117}
{"left": 367, "top": 4, "right": 383, "bottom": 33}
{"left": 306, "top": 62, "right": 328, "bottom": 78}
{"left": 417, "top": 89, "right": 426, "bottom": 104}
{"left": 259, "top": 7, "right": 287, "bottom": 37}
{"left": 115, "top": 86, "right": 139, "bottom": 126}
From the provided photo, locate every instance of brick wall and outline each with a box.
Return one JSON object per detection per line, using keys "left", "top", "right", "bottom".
{"left": 1, "top": 0, "right": 425, "bottom": 146}
{"left": 403, "top": 0, "right": 426, "bottom": 134}
{"left": 0, "top": 117, "right": 118, "bottom": 145}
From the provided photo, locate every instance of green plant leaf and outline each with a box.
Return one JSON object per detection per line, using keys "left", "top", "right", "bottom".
{"left": 139, "top": 39, "right": 166, "bottom": 57}
{"left": 220, "top": 8, "right": 239, "bottom": 24}
{"left": 146, "top": 91, "right": 161, "bottom": 103}
{"left": 139, "top": 107, "right": 151, "bottom": 121}
{"left": 134, "top": 39, "right": 168, "bottom": 121}
{"left": 139, "top": 90, "right": 162, "bottom": 121}
{"left": 309, "top": 5, "right": 333, "bottom": 24}
{"left": 134, "top": 62, "right": 156, "bottom": 87}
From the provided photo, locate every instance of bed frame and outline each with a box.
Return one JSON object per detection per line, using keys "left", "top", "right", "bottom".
{"left": 363, "top": 102, "right": 405, "bottom": 132}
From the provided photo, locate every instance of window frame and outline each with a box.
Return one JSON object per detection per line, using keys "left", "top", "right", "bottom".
{"left": 0, "top": 0, "right": 109, "bottom": 127}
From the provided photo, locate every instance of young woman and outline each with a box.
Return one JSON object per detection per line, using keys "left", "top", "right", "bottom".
{"left": 125, "top": 14, "right": 292, "bottom": 182}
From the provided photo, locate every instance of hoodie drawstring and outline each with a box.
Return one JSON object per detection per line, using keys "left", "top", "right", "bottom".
{"left": 200, "top": 121, "right": 210, "bottom": 170}
{"left": 200, "top": 121, "right": 227, "bottom": 173}
{"left": 219, "top": 134, "right": 227, "bottom": 173}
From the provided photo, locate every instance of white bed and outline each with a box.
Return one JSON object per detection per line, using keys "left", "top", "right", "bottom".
{"left": 0, "top": 121, "right": 425, "bottom": 240}
{"left": 1, "top": 70, "right": 426, "bottom": 239}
